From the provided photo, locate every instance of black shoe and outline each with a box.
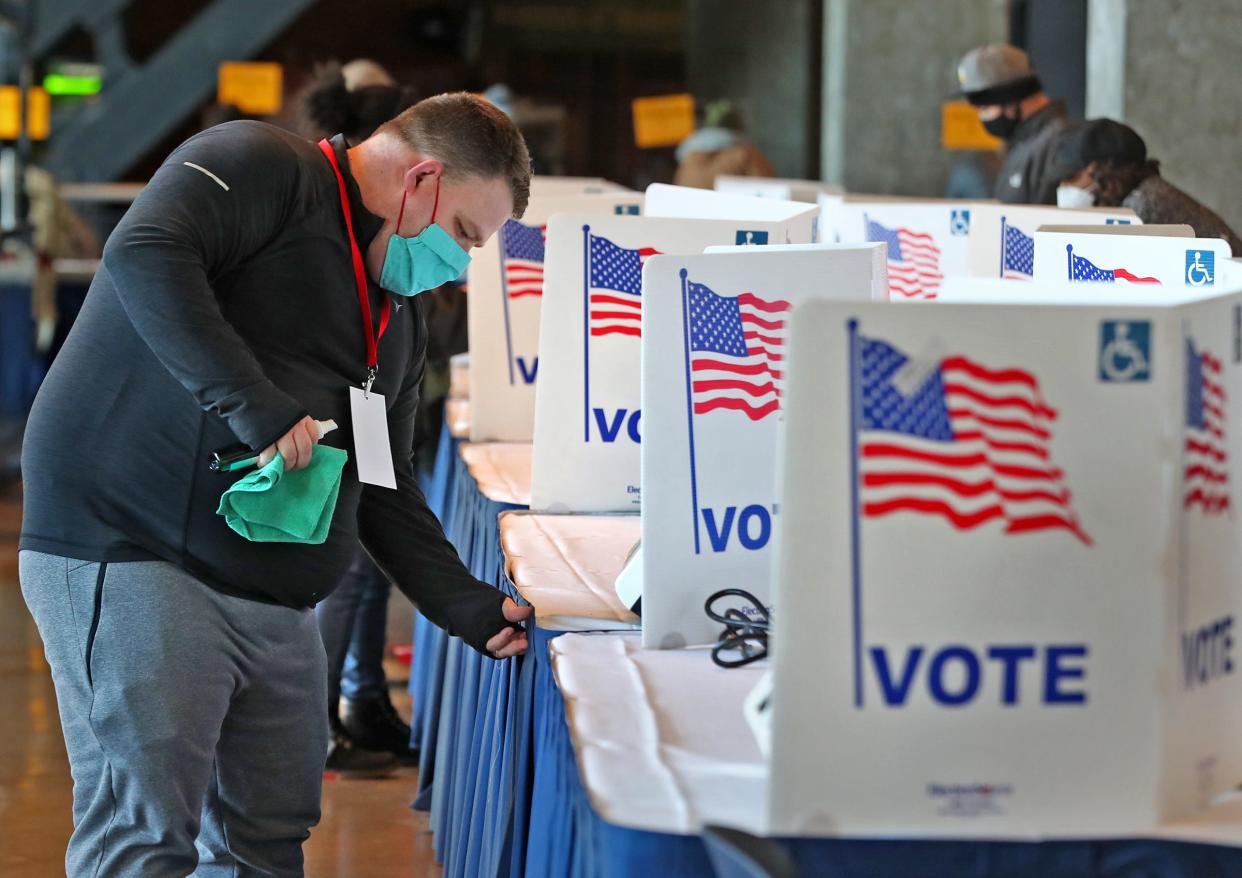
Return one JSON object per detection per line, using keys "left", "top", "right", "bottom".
{"left": 341, "top": 692, "right": 419, "bottom": 763}
{"left": 325, "top": 717, "right": 398, "bottom": 777}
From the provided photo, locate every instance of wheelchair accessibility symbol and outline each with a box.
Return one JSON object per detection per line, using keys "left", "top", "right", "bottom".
{"left": 1099, "top": 320, "right": 1151, "bottom": 383}
{"left": 1186, "top": 250, "right": 1215, "bottom": 287}
{"left": 950, "top": 209, "right": 971, "bottom": 236}
{"left": 735, "top": 230, "right": 769, "bottom": 245}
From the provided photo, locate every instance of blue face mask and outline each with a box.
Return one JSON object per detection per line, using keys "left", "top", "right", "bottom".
{"left": 379, "top": 181, "right": 471, "bottom": 296}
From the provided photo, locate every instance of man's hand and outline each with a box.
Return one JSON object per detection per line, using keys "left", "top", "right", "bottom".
{"left": 486, "top": 598, "right": 533, "bottom": 659}
{"left": 258, "top": 415, "right": 321, "bottom": 471}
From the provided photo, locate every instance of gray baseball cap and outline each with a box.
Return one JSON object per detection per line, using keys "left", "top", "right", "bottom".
{"left": 957, "top": 44, "right": 1042, "bottom": 105}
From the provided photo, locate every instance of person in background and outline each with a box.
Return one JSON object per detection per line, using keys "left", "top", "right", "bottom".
{"left": 300, "top": 60, "right": 436, "bottom": 774}
{"left": 958, "top": 43, "right": 1071, "bottom": 205}
{"left": 1054, "top": 118, "right": 1242, "bottom": 254}
{"left": 673, "top": 99, "right": 775, "bottom": 189}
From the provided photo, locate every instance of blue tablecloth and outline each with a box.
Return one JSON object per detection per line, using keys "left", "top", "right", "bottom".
{"left": 409, "top": 428, "right": 531, "bottom": 878}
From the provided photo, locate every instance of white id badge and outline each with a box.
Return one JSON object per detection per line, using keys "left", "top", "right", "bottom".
{"left": 349, "top": 386, "right": 397, "bottom": 489}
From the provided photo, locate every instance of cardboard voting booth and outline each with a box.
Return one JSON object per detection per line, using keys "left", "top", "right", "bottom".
{"left": 838, "top": 199, "right": 989, "bottom": 300}
{"left": 467, "top": 193, "right": 645, "bottom": 442}
{"left": 529, "top": 213, "right": 789, "bottom": 512}
{"left": 702, "top": 243, "right": 891, "bottom": 301}
{"left": 967, "top": 204, "right": 1139, "bottom": 280}
{"left": 714, "top": 175, "right": 843, "bottom": 203}
{"left": 639, "top": 246, "right": 885, "bottom": 649}
{"left": 644, "top": 183, "right": 820, "bottom": 245}
{"left": 769, "top": 292, "right": 1242, "bottom": 837}
{"left": 530, "top": 176, "right": 630, "bottom": 196}
{"left": 1034, "top": 228, "right": 1232, "bottom": 290}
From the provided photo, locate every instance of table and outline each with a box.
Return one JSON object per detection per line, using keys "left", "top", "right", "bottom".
{"left": 415, "top": 505, "right": 638, "bottom": 878}
{"left": 525, "top": 631, "right": 1242, "bottom": 877}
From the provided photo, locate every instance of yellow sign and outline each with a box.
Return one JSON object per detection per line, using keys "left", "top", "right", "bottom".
{"left": 0, "top": 86, "right": 50, "bottom": 141}
{"left": 941, "top": 100, "right": 1002, "bottom": 151}
{"left": 632, "top": 93, "right": 695, "bottom": 149}
{"left": 218, "top": 62, "right": 283, "bottom": 116}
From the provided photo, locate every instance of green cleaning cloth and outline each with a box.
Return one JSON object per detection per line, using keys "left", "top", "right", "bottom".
{"left": 217, "top": 446, "right": 349, "bottom": 544}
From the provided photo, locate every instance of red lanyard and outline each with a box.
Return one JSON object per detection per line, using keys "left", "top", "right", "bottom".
{"left": 318, "top": 138, "right": 390, "bottom": 390}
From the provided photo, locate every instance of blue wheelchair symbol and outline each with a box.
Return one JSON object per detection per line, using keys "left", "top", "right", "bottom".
{"left": 1105, "top": 218, "right": 1133, "bottom": 225}
{"left": 1186, "top": 250, "right": 1215, "bottom": 287}
{"left": 950, "top": 209, "right": 971, "bottom": 236}
{"left": 735, "top": 230, "right": 769, "bottom": 245}
{"left": 1099, "top": 321, "right": 1151, "bottom": 383}
{"left": 614, "top": 204, "right": 639, "bottom": 216}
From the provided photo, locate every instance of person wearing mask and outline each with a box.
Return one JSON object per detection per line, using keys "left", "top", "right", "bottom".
{"left": 300, "top": 61, "right": 429, "bottom": 775}
{"left": 958, "top": 43, "right": 1071, "bottom": 205}
{"left": 19, "top": 93, "right": 533, "bottom": 876}
{"left": 1054, "top": 118, "right": 1242, "bottom": 253}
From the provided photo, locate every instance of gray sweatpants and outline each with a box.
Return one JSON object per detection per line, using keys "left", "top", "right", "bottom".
{"left": 19, "top": 551, "right": 329, "bottom": 877}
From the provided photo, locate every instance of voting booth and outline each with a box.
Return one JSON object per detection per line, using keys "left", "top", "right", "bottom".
{"left": 967, "top": 204, "right": 1139, "bottom": 279}
{"left": 1033, "top": 227, "right": 1232, "bottom": 289}
{"left": 644, "top": 183, "right": 821, "bottom": 245}
{"left": 467, "top": 192, "right": 644, "bottom": 442}
{"left": 530, "top": 176, "right": 631, "bottom": 196}
{"left": 768, "top": 290, "right": 1242, "bottom": 836}
{"left": 714, "top": 175, "right": 843, "bottom": 203}
{"left": 639, "top": 245, "right": 886, "bottom": 648}
{"left": 837, "top": 199, "right": 990, "bottom": 300}
{"left": 529, "top": 213, "right": 790, "bottom": 512}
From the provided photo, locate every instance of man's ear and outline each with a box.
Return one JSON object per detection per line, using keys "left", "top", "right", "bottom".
{"left": 403, "top": 159, "right": 443, "bottom": 194}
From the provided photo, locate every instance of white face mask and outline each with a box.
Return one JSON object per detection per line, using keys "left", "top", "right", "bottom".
{"left": 1057, "top": 185, "right": 1096, "bottom": 209}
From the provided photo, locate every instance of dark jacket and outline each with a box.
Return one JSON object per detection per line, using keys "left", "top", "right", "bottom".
{"left": 994, "top": 100, "right": 1072, "bottom": 206}
{"left": 1123, "top": 174, "right": 1242, "bottom": 255}
{"left": 20, "top": 121, "right": 508, "bottom": 654}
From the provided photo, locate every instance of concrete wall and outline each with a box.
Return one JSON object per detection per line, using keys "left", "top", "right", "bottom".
{"left": 686, "top": 0, "right": 819, "bottom": 179}
{"left": 822, "top": 0, "right": 1008, "bottom": 196}
{"left": 1090, "top": 0, "right": 1242, "bottom": 234}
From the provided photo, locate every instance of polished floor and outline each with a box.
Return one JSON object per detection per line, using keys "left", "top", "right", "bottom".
{"left": 0, "top": 481, "right": 442, "bottom": 877}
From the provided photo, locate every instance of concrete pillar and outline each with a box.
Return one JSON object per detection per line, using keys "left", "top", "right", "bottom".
{"left": 686, "top": 0, "right": 820, "bottom": 179}
{"left": 821, "top": 0, "right": 1008, "bottom": 196}
{"left": 1088, "top": 0, "right": 1242, "bottom": 232}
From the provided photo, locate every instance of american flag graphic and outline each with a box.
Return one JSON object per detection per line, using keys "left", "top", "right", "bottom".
{"left": 856, "top": 334, "right": 1091, "bottom": 544}
{"left": 586, "top": 232, "right": 660, "bottom": 339}
{"left": 1068, "top": 247, "right": 1160, "bottom": 284}
{"left": 1001, "top": 220, "right": 1034, "bottom": 279}
{"left": 865, "top": 216, "right": 943, "bottom": 300}
{"left": 500, "top": 219, "right": 546, "bottom": 298}
{"left": 1184, "top": 339, "right": 1230, "bottom": 514}
{"left": 685, "top": 279, "right": 791, "bottom": 421}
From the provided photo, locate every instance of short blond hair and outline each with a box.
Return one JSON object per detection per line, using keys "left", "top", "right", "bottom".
{"left": 378, "top": 92, "right": 531, "bottom": 218}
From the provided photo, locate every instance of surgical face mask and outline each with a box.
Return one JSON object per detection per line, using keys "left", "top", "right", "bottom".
{"left": 1056, "top": 184, "right": 1096, "bottom": 209}
{"left": 982, "top": 110, "right": 1019, "bottom": 141}
{"left": 379, "top": 179, "right": 471, "bottom": 296}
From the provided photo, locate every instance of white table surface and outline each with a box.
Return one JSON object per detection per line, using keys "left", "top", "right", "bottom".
{"left": 500, "top": 512, "right": 640, "bottom": 631}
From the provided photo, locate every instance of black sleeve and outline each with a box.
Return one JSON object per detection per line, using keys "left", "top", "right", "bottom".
{"left": 356, "top": 315, "right": 512, "bottom": 656}
{"left": 101, "top": 121, "right": 308, "bottom": 450}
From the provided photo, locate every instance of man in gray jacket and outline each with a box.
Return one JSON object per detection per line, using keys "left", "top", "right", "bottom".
{"left": 958, "top": 43, "right": 1072, "bottom": 205}
{"left": 21, "top": 93, "right": 533, "bottom": 876}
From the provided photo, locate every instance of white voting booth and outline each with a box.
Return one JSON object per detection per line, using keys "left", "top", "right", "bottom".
{"left": 1033, "top": 227, "right": 1232, "bottom": 289}
{"left": 837, "top": 199, "right": 989, "bottom": 300}
{"left": 530, "top": 176, "right": 630, "bottom": 196}
{"left": 769, "top": 288, "right": 1242, "bottom": 837}
{"left": 643, "top": 183, "right": 820, "bottom": 245}
{"left": 467, "top": 192, "right": 644, "bottom": 442}
{"left": 639, "top": 245, "right": 886, "bottom": 649}
{"left": 714, "top": 175, "right": 843, "bottom": 203}
{"left": 967, "top": 204, "right": 1139, "bottom": 280}
{"left": 529, "top": 214, "right": 790, "bottom": 512}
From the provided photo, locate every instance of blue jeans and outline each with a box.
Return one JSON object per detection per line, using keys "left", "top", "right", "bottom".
{"left": 316, "top": 550, "right": 390, "bottom": 712}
